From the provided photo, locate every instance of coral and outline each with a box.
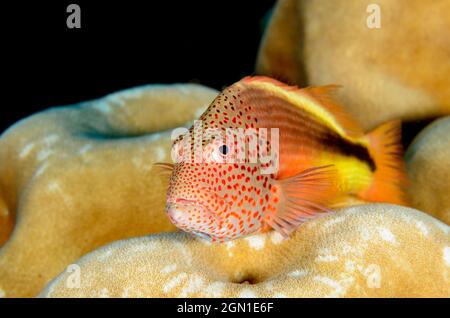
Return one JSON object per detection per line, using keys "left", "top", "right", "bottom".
{"left": 0, "top": 83, "right": 218, "bottom": 297}
{"left": 406, "top": 117, "right": 450, "bottom": 225}
{"left": 256, "top": 0, "right": 450, "bottom": 130}
{"left": 40, "top": 204, "right": 450, "bottom": 298}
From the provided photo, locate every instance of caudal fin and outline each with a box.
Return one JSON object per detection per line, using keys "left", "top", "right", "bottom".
{"left": 358, "top": 120, "right": 409, "bottom": 205}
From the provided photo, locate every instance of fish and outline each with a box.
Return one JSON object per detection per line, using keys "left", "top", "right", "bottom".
{"left": 155, "top": 76, "right": 408, "bottom": 242}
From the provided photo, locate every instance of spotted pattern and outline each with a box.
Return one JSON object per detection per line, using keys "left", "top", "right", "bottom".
{"left": 165, "top": 77, "right": 396, "bottom": 242}
{"left": 166, "top": 84, "right": 282, "bottom": 242}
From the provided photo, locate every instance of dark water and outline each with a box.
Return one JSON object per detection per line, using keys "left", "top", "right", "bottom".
{"left": 1, "top": 1, "right": 438, "bottom": 151}
{"left": 402, "top": 117, "right": 440, "bottom": 149}
{"left": 1, "top": 1, "right": 275, "bottom": 134}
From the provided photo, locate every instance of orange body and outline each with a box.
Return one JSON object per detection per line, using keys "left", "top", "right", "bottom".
{"left": 156, "top": 76, "right": 408, "bottom": 242}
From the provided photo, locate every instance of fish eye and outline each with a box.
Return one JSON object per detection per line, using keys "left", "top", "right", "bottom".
{"left": 219, "top": 144, "right": 229, "bottom": 155}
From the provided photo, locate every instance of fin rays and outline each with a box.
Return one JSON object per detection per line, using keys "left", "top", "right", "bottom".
{"left": 265, "top": 165, "right": 337, "bottom": 238}
{"left": 152, "top": 162, "right": 174, "bottom": 177}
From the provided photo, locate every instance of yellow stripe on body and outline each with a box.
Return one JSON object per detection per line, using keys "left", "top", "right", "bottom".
{"left": 242, "top": 78, "right": 375, "bottom": 195}
{"left": 316, "top": 152, "right": 373, "bottom": 195}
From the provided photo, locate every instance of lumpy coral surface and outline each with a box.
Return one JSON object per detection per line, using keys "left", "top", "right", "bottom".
{"left": 40, "top": 205, "right": 449, "bottom": 298}
{"left": 0, "top": 81, "right": 449, "bottom": 298}
{"left": 257, "top": 0, "right": 450, "bottom": 130}
{"left": 0, "top": 84, "right": 218, "bottom": 297}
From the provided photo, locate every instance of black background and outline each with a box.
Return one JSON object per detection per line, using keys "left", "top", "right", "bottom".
{"left": 1, "top": 0, "right": 275, "bottom": 133}
{"left": 1, "top": 0, "right": 435, "bottom": 146}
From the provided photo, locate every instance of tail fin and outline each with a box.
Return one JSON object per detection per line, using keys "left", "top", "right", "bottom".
{"left": 358, "top": 120, "right": 409, "bottom": 206}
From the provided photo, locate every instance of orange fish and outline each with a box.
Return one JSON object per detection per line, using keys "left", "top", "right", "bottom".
{"left": 155, "top": 76, "right": 408, "bottom": 242}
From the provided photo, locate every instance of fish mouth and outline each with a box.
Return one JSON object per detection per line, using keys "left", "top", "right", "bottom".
{"left": 166, "top": 197, "right": 222, "bottom": 240}
{"left": 167, "top": 197, "right": 203, "bottom": 208}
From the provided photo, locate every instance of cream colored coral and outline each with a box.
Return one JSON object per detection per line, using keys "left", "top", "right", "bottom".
{"left": 40, "top": 204, "right": 450, "bottom": 298}
{"left": 0, "top": 83, "right": 218, "bottom": 297}
{"left": 406, "top": 117, "right": 450, "bottom": 225}
{"left": 257, "top": 0, "right": 450, "bottom": 130}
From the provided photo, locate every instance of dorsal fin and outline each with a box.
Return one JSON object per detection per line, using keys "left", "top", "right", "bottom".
{"left": 240, "top": 76, "right": 363, "bottom": 138}
{"left": 301, "top": 85, "right": 363, "bottom": 137}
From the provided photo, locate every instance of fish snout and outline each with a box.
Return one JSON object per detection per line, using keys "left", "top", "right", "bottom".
{"left": 166, "top": 198, "right": 209, "bottom": 227}
{"left": 166, "top": 204, "right": 183, "bottom": 225}
{"left": 166, "top": 202, "right": 190, "bottom": 227}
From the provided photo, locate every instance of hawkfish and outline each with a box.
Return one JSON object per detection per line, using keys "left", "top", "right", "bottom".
{"left": 155, "top": 76, "right": 408, "bottom": 242}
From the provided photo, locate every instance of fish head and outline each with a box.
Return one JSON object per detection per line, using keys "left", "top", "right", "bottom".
{"left": 165, "top": 82, "right": 281, "bottom": 242}
{"left": 167, "top": 136, "right": 272, "bottom": 239}
{"left": 167, "top": 134, "right": 269, "bottom": 241}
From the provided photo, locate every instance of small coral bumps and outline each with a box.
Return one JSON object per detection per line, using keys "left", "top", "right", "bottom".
{"left": 0, "top": 83, "right": 218, "bottom": 297}
{"left": 40, "top": 205, "right": 450, "bottom": 298}
{"left": 406, "top": 117, "right": 450, "bottom": 225}
{"left": 257, "top": 0, "right": 450, "bottom": 130}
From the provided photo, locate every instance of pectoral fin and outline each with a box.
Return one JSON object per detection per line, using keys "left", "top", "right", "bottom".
{"left": 266, "top": 165, "right": 337, "bottom": 238}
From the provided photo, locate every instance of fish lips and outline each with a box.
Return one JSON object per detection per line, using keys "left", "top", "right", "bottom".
{"left": 165, "top": 198, "right": 206, "bottom": 225}
{"left": 165, "top": 199, "right": 224, "bottom": 241}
